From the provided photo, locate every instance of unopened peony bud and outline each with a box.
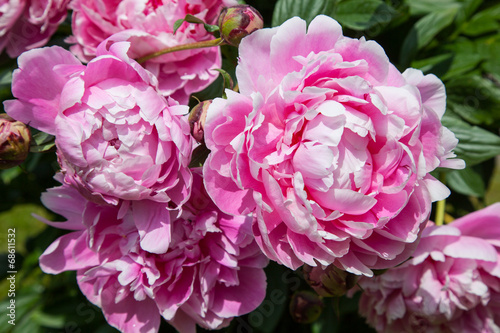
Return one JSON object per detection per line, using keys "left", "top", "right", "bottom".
{"left": 188, "top": 100, "right": 212, "bottom": 143}
{"left": 289, "top": 291, "right": 323, "bottom": 324}
{"left": 0, "top": 114, "right": 31, "bottom": 169}
{"left": 303, "top": 264, "right": 359, "bottom": 297}
{"left": 218, "top": 5, "right": 264, "bottom": 46}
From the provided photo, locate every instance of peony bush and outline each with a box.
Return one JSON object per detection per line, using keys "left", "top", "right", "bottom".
{"left": 1, "top": 1, "right": 500, "bottom": 332}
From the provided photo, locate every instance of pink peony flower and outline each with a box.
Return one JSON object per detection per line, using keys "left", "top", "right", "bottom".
{"left": 358, "top": 203, "right": 500, "bottom": 332}
{"left": 67, "top": 0, "right": 238, "bottom": 104}
{"left": 0, "top": 0, "right": 69, "bottom": 57}
{"left": 4, "top": 41, "right": 195, "bottom": 207}
{"left": 39, "top": 170, "right": 268, "bottom": 333}
{"left": 203, "top": 15, "right": 464, "bottom": 276}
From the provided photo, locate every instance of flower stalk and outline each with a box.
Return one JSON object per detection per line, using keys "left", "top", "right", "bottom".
{"left": 435, "top": 199, "right": 446, "bottom": 226}
{"left": 137, "top": 38, "right": 225, "bottom": 63}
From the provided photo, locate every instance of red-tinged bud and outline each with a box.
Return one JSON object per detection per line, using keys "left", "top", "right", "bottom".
{"left": 188, "top": 100, "right": 212, "bottom": 143}
{"left": 218, "top": 5, "right": 264, "bottom": 46}
{"left": 289, "top": 291, "right": 324, "bottom": 324}
{"left": 0, "top": 114, "right": 31, "bottom": 169}
{"left": 303, "top": 264, "right": 359, "bottom": 297}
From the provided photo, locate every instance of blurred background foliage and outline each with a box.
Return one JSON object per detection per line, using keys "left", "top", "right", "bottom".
{"left": 1, "top": 0, "right": 500, "bottom": 332}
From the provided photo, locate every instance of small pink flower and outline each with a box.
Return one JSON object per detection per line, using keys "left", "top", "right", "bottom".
{"left": 0, "top": 0, "right": 69, "bottom": 57}
{"left": 358, "top": 203, "right": 500, "bottom": 332}
{"left": 39, "top": 170, "right": 268, "bottom": 333}
{"left": 4, "top": 42, "right": 195, "bottom": 207}
{"left": 67, "top": 0, "right": 238, "bottom": 103}
{"left": 203, "top": 15, "right": 464, "bottom": 276}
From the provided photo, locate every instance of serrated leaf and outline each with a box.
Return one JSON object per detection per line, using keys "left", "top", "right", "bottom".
{"left": 446, "top": 167, "right": 485, "bottom": 197}
{"left": 272, "top": 0, "right": 337, "bottom": 27}
{"left": 400, "top": 8, "right": 458, "bottom": 66}
{"left": 334, "top": 0, "right": 396, "bottom": 31}
{"left": 442, "top": 114, "right": 500, "bottom": 166}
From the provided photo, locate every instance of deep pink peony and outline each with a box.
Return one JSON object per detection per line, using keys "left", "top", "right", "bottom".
{"left": 39, "top": 170, "right": 268, "bottom": 333}
{"left": 358, "top": 203, "right": 500, "bottom": 332}
{"left": 67, "top": 0, "right": 238, "bottom": 103}
{"left": 0, "top": 0, "right": 69, "bottom": 57}
{"left": 4, "top": 41, "right": 195, "bottom": 207}
{"left": 203, "top": 15, "right": 464, "bottom": 276}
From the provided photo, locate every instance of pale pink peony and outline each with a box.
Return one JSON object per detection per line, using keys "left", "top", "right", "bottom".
{"left": 39, "top": 170, "right": 268, "bottom": 333}
{"left": 67, "top": 0, "right": 238, "bottom": 103}
{"left": 4, "top": 41, "right": 195, "bottom": 207}
{"left": 203, "top": 15, "right": 464, "bottom": 276}
{"left": 358, "top": 203, "right": 500, "bottom": 332}
{"left": 0, "top": 0, "right": 70, "bottom": 57}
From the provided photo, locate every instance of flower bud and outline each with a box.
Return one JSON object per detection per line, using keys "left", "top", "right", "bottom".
{"left": 218, "top": 5, "right": 264, "bottom": 46}
{"left": 303, "top": 264, "right": 359, "bottom": 297}
{"left": 289, "top": 291, "right": 324, "bottom": 324}
{"left": 0, "top": 114, "right": 31, "bottom": 169}
{"left": 188, "top": 100, "right": 211, "bottom": 143}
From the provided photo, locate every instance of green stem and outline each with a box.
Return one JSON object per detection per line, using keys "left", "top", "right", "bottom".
{"left": 137, "top": 37, "right": 225, "bottom": 63}
{"left": 435, "top": 199, "right": 445, "bottom": 226}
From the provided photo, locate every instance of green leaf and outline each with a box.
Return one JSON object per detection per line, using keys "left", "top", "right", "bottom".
{"left": 334, "top": 0, "right": 396, "bottom": 31}
{"left": 440, "top": 39, "right": 483, "bottom": 80}
{"left": 203, "top": 24, "right": 219, "bottom": 33}
{"left": 213, "top": 68, "right": 234, "bottom": 92}
{"left": 184, "top": 14, "right": 205, "bottom": 25}
{"left": 0, "top": 68, "right": 12, "bottom": 86}
{"left": 0, "top": 167, "right": 23, "bottom": 185}
{"left": 400, "top": 8, "right": 458, "bottom": 66}
{"left": 462, "top": 3, "right": 500, "bottom": 36}
{"left": 0, "top": 204, "right": 49, "bottom": 255}
{"left": 446, "top": 167, "right": 485, "bottom": 197}
{"left": 406, "top": 0, "right": 460, "bottom": 16}
{"left": 30, "top": 132, "right": 55, "bottom": 153}
{"left": 189, "top": 145, "right": 210, "bottom": 168}
{"left": 173, "top": 15, "right": 219, "bottom": 34}
{"left": 272, "top": 0, "right": 337, "bottom": 26}
{"left": 446, "top": 75, "right": 500, "bottom": 126}
{"left": 477, "top": 34, "right": 500, "bottom": 76}
{"left": 173, "top": 18, "right": 185, "bottom": 34}
{"left": 411, "top": 53, "right": 454, "bottom": 73}
{"left": 30, "top": 310, "right": 66, "bottom": 328}
{"left": 442, "top": 114, "right": 500, "bottom": 166}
